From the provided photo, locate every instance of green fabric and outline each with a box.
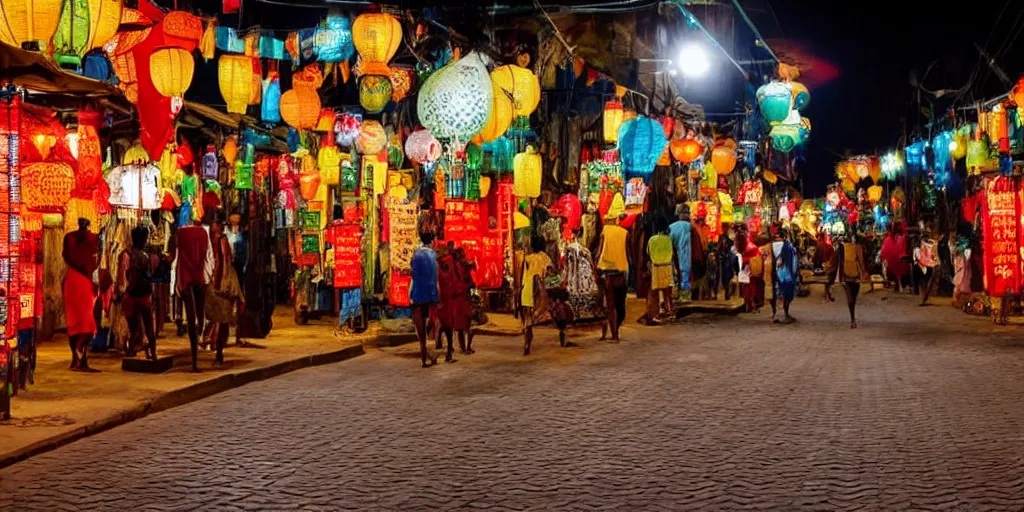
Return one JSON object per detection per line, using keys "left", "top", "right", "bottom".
{"left": 648, "top": 234, "right": 673, "bottom": 265}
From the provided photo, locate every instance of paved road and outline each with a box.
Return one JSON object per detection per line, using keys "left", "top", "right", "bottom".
{"left": 3, "top": 291, "right": 1024, "bottom": 511}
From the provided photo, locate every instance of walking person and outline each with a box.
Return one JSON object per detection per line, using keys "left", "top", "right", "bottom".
{"left": 411, "top": 231, "right": 441, "bottom": 367}
{"left": 880, "top": 222, "right": 909, "bottom": 293}
{"left": 437, "top": 243, "right": 475, "bottom": 358}
{"left": 639, "top": 216, "right": 674, "bottom": 325}
{"left": 519, "top": 236, "right": 553, "bottom": 355}
{"left": 63, "top": 218, "right": 99, "bottom": 372}
{"left": 769, "top": 224, "right": 799, "bottom": 324}
{"left": 171, "top": 218, "right": 210, "bottom": 372}
{"left": 596, "top": 214, "right": 629, "bottom": 342}
{"left": 117, "top": 226, "right": 159, "bottom": 360}
{"left": 206, "top": 219, "right": 244, "bottom": 367}
{"left": 668, "top": 205, "right": 693, "bottom": 301}
{"left": 915, "top": 226, "right": 939, "bottom": 306}
{"left": 831, "top": 233, "right": 870, "bottom": 328}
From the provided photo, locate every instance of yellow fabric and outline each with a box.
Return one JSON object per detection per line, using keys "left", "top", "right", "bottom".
{"left": 842, "top": 242, "right": 863, "bottom": 280}
{"left": 598, "top": 225, "right": 629, "bottom": 271}
{"left": 648, "top": 234, "right": 672, "bottom": 265}
{"left": 521, "top": 252, "right": 552, "bottom": 307}
{"left": 750, "top": 253, "right": 764, "bottom": 278}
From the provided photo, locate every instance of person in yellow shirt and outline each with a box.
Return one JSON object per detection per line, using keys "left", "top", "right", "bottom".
{"left": 595, "top": 214, "right": 630, "bottom": 341}
{"left": 639, "top": 215, "right": 674, "bottom": 325}
{"left": 519, "top": 236, "right": 554, "bottom": 356}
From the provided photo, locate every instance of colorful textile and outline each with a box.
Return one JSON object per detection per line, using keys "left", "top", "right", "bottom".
{"left": 64, "top": 270, "right": 96, "bottom": 336}
{"left": 521, "top": 252, "right": 553, "bottom": 308}
{"left": 597, "top": 225, "right": 629, "bottom": 272}
{"left": 563, "top": 241, "right": 602, "bottom": 318}
{"left": 339, "top": 288, "right": 362, "bottom": 325}
{"left": 880, "top": 235, "right": 909, "bottom": 280}
{"left": 669, "top": 220, "right": 692, "bottom": 291}
{"left": 648, "top": 234, "right": 674, "bottom": 290}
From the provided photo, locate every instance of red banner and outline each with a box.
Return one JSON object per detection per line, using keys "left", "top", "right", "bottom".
{"left": 332, "top": 224, "right": 363, "bottom": 289}
{"left": 982, "top": 176, "right": 1020, "bottom": 296}
{"left": 444, "top": 200, "right": 482, "bottom": 240}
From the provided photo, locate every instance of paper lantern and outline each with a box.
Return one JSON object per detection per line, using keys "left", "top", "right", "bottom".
{"left": 280, "top": 86, "right": 321, "bottom": 129}
{"left": 657, "top": 146, "right": 671, "bottom": 166}
{"left": 314, "top": 13, "right": 353, "bottom": 63}
{"left": 356, "top": 120, "right": 386, "bottom": 155}
{"left": 950, "top": 132, "right": 968, "bottom": 160}
{"left": 405, "top": 129, "right": 441, "bottom": 164}
{"left": 315, "top": 109, "right": 336, "bottom": 132}
{"left": 262, "top": 73, "right": 281, "bottom": 122}
{"left": 711, "top": 143, "right": 737, "bottom": 175}
{"left": 299, "top": 170, "right": 321, "bottom": 200}
{"left": 867, "top": 185, "right": 883, "bottom": 203}
{"left": 359, "top": 75, "right": 392, "bottom": 114}
{"left": 150, "top": 47, "right": 194, "bottom": 100}
{"left": 513, "top": 145, "right": 542, "bottom": 198}
{"left": 769, "top": 124, "right": 801, "bottom": 152}
{"left": 617, "top": 117, "right": 667, "bottom": 177}
{"left": 223, "top": 137, "right": 238, "bottom": 164}
{"left": 389, "top": 66, "right": 413, "bottom": 102}
{"left": 966, "top": 139, "right": 988, "bottom": 174}
{"left": 479, "top": 176, "right": 491, "bottom": 198}
{"left": 490, "top": 65, "right": 541, "bottom": 117}
{"left": 474, "top": 83, "right": 514, "bottom": 144}
{"left": 603, "top": 100, "right": 624, "bottom": 143}
{"left": 218, "top": 54, "right": 253, "bottom": 114}
{"left": 841, "top": 178, "right": 855, "bottom": 193}
{"left": 53, "top": 0, "right": 91, "bottom": 65}
{"left": 0, "top": 0, "right": 63, "bottom": 50}
{"left": 790, "top": 82, "right": 810, "bottom": 110}
{"left": 853, "top": 158, "right": 870, "bottom": 180}
{"left": 756, "top": 81, "right": 792, "bottom": 124}
{"left": 248, "top": 60, "right": 262, "bottom": 105}
{"left": 660, "top": 116, "right": 675, "bottom": 138}
{"left": 22, "top": 162, "right": 75, "bottom": 212}
{"left": 670, "top": 138, "right": 702, "bottom": 163}
{"left": 418, "top": 52, "right": 493, "bottom": 141}
{"left": 352, "top": 12, "right": 401, "bottom": 76}
{"left": 880, "top": 152, "right": 903, "bottom": 180}
{"left": 868, "top": 157, "right": 881, "bottom": 182}
{"left": 904, "top": 141, "right": 926, "bottom": 175}
{"left": 932, "top": 131, "right": 954, "bottom": 174}
{"left": 318, "top": 145, "right": 341, "bottom": 185}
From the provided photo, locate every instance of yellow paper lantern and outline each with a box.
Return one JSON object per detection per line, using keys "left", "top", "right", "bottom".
{"left": 867, "top": 185, "right": 883, "bottom": 203}
{"left": 318, "top": 145, "right": 341, "bottom": 185}
{"left": 473, "top": 84, "right": 514, "bottom": 144}
{"left": 280, "top": 87, "right": 321, "bottom": 129}
{"left": 86, "top": 0, "right": 123, "bottom": 50}
{"left": 218, "top": 54, "right": 253, "bottom": 114}
{"left": 603, "top": 99, "right": 624, "bottom": 143}
{"left": 359, "top": 75, "right": 392, "bottom": 114}
{"left": 479, "top": 175, "right": 492, "bottom": 198}
{"left": 490, "top": 64, "right": 541, "bottom": 117}
{"left": 352, "top": 12, "right": 401, "bottom": 76}
{"left": 841, "top": 178, "right": 855, "bottom": 192}
{"left": 0, "top": 0, "right": 64, "bottom": 50}
{"left": 149, "top": 47, "right": 195, "bottom": 99}
{"left": 513, "top": 145, "right": 542, "bottom": 198}
{"left": 763, "top": 170, "right": 778, "bottom": 184}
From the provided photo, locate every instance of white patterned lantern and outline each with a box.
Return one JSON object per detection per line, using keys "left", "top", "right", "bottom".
{"left": 405, "top": 128, "right": 442, "bottom": 164}
{"left": 417, "top": 52, "right": 492, "bottom": 141}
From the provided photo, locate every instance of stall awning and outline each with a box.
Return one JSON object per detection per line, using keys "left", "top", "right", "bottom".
{"left": 0, "top": 43, "right": 121, "bottom": 97}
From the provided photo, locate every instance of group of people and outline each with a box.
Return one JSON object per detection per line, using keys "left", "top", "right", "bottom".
{"left": 63, "top": 213, "right": 247, "bottom": 373}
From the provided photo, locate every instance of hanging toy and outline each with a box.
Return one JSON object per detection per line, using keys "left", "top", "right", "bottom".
{"left": 202, "top": 144, "right": 219, "bottom": 180}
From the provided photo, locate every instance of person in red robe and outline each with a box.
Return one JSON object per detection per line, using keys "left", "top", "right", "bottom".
{"left": 437, "top": 244, "right": 476, "bottom": 357}
{"left": 171, "top": 219, "right": 210, "bottom": 372}
{"left": 64, "top": 218, "right": 99, "bottom": 371}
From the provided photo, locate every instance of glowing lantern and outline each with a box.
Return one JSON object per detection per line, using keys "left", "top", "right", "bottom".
{"left": 711, "top": 142, "right": 737, "bottom": 175}
{"left": 0, "top": 0, "right": 64, "bottom": 50}
{"left": 756, "top": 81, "right": 792, "bottom": 124}
{"left": 356, "top": 120, "right": 386, "bottom": 155}
{"left": 405, "top": 129, "right": 441, "bottom": 164}
{"left": 280, "top": 86, "right": 321, "bottom": 130}
{"left": 490, "top": 65, "right": 541, "bottom": 118}
{"left": 248, "top": 60, "right": 262, "bottom": 105}
{"left": 603, "top": 100, "right": 624, "bottom": 143}
{"left": 617, "top": 117, "right": 667, "bottom": 177}
{"left": 966, "top": 139, "right": 988, "bottom": 174}
{"left": 950, "top": 132, "right": 968, "bottom": 160}
{"left": 479, "top": 176, "right": 491, "bottom": 198}
{"left": 853, "top": 158, "right": 870, "bottom": 180}
{"left": 671, "top": 138, "right": 703, "bottom": 163}
{"left": 1013, "top": 78, "right": 1024, "bottom": 115}
{"left": 867, "top": 185, "right": 883, "bottom": 203}
{"left": 22, "top": 162, "right": 75, "bottom": 212}
{"left": 841, "top": 178, "right": 855, "bottom": 193}
{"left": 474, "top": 84, "right": 514, "bottom": 144}
{"left": 868, "top": 157, "right": 881, "bottom": 182}
{"left": 352, "top": 12, "right": 401, "bottom": 76}
{"left": 904, "top": 141, "right": 926, "bottom": 174}
{"left": 513, "top": 145, "right": 542, "bottom": 198}
{"left": 359, "top": 75, "right": 392, "bottom": 114}
{"left": 880, "top": 152, "right": 903, "bottom": 180}
{"left": 314, "top": 13, "right": 353, "bottom": 63}
{"left": 769, "top": 124, "right": 801, "bottom": 152}
{"left": 418, "top": 52, "right": 493, "bottom": 141}
{"left": 389, "top": 66, "right": 413, "bottom": 102}
{"left": 790, "top": 82, "right": 810, "bottom": 110}
{"left": 218, "top": 54, "right": 253, "bottom": 114}
{"left": 222, "top": 137, "right": 238, "bottom": 165}
{"left": 149, "top": 47, "right": 194, "bottom": 102}
{"left": 318, "top": 145, "right": 341, "bottom": 186}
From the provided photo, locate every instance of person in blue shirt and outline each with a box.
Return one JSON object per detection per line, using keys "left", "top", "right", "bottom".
{"left": 411, "top": 231, "right": 440, "bottom": 367}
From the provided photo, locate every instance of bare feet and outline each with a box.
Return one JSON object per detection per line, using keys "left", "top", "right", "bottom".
{"left": 851, "top": 321, "right": 857, "bottom": 329}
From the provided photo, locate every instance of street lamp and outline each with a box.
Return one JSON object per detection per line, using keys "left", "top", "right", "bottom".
{"left": 678, "top": 43, "right": 710, "bottom": 77}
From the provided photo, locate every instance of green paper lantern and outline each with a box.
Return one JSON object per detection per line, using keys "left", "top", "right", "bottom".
{"left": 52, "top": 0, "right": 90, "bottom": 67}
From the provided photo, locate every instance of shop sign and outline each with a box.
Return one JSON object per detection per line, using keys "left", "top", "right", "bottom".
{"left": 982, "top": 176, "right": 1020, "bottom": 296}
{"left": 332, "top": 224, "right": 363, "bottom": 289}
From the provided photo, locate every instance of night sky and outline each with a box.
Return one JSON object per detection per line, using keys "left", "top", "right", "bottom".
{"left": 767, "top": 0, "right": 1021, "bottom": 194}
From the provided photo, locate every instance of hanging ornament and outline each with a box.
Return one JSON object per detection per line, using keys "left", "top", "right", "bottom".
{"left": 405, "top": 128, "right": 441, "bottom": 164}
{"left": 359, "top": 75, "right": 392, "bottom": 114}
{"left": 490, "top": 64, "right": 541, "bottom": 118}
{"left": 356, "top": 120, "right": 386, "bottom": 155}
{"left": 417, "top": 52, "right": 493, "bottom": 141}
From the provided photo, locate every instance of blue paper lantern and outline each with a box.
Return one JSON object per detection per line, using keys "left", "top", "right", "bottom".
{"left": 756, "top": 81, "right": 792, "bottom": 125}
{"left": 905, "top": 141, "right": 926, "bottom": 175}
{"left": 314, "top": 14, "right": 354, "bottom": 63}
{"left": 262, "top": 74, "right": 281, "bottom": 123}
{"left": 739, "top": 140, "right": 757, "bottom": 172}
{"left": 617, "top": 116, "right": 667, "bottom": 177}
{"left": 932, "top": 131, "right": 953, "bottom": 174}
{"left": 82, "top": 53, "right": 111, "bottom": 82}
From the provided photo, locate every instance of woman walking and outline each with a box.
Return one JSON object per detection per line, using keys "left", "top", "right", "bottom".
{"left": 596, "top": 214, "right": 629, "bottom": 342}
{"left": 832, "top": 233, "right": 870, "bottom": 328}
{"left": 519, "top": 236, "right": 553, "bottom": 355}
{"left": 206, "top": 220, "right": 244, "bottom": 367}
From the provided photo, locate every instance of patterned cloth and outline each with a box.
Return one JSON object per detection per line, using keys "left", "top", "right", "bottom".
{"left": 563, "top": 242, "right": 603, "bottom": 318}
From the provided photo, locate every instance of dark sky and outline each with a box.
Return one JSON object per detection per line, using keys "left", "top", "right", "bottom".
{"left": 763, "top": 0, "right": 1020, "bottom": 194}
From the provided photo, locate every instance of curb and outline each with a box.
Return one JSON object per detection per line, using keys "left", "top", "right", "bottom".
{"left": 0, "top": 343, "right": 365, "bottom": 469}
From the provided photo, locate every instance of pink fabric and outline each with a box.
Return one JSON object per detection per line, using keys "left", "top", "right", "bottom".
{"left": 880, "top": 235, "right": 909, "bottom": 279}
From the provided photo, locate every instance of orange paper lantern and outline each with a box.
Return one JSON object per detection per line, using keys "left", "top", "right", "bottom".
{"left": 710, "top": 143, "right": 737, "bottom": 175}
{"left": 280, "top": 87, "right": 321, "bottom": 130}
{"left": 22, "top": 162, "right": 76, "bottom": 213}
{"left": 352, "top": 12, "right": 401, "bottom": 76}
{"left": 473, "top": 83, "right": 514, "bottom": 144}
{"left": 671, "top": 139, "right": 703, "bottom": 164}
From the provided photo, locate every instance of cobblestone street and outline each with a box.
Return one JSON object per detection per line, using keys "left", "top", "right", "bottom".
{"left": 3, "top": 290, "right": 1024, "bottom": 511}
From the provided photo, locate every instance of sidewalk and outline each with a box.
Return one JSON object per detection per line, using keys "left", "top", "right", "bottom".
{"left": 1, "top": 307, "right": 368, "bottom": 469}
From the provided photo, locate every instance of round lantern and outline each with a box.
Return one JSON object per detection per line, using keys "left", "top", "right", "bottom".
{"left": 950, "top": 132, "right": 968, "bottom": 160}
{"left": 352, "top": 12, "right": 402, "bottom": 76}
{"left": 0, "top": 0, "right": 63, "bottom": 50}
{"left": 769, "top": 124, "right": 801, "bottom": 153}
{"left": 670, "top": 138, "right": 703, "bottom": 163}
{"left": 617, "top": 116, "right": 667, "bottom": 177}
{"left": 280, "top": 87, "right": 321, "bottom": 130}
{"left": 490, "top": 64, "right": 541, "bottom": 118}
{"left": 711, "top": 143, "right": 737, "bottom": 175}
{"left": 359, "top": 75, "right": 392, "bottom": 114}
{"left": 841, "top": 178, "right": 855, "bottom": 193}
{"left": 473, "top": 83, "right": 514, "bottom": 144}
{"left": 336, "top": 113, "right": 361, "bottom": 147}
{"left": 149, "top": 47, "right": 195, "bottom": 100}
{"left": 756, "top": 81, "right": 793, "bottom": 124}
{"left": 417, "top": 52, "right": 493, "bottom": 141}
{"left": 389, "top": 66, "right": 413, "bottom": 102}
{"left": 22, "top": 162, "right": 76, "bottom": 213}
{"left": 966, "top": 139, "right": 988, "bottom": 173}
{"left": 356, "top": 120, "right": 387, "bottom": 155}
{"left": 867, "top": 185, "right": 883, "bottom": 203}
{"left": 790, "top": 82, "right": 810, "bottom": 110}
{"left": 603, "top": 99, "right": 624, "bottom": 143}
{"left": 314, "top": 13, "right": 354, "bottom": 63}
{"left": 405, "top": 129, "right": 441, "bottom": 164}
{"left": 513, "top": 145, "right": 542, "bottom": 198}
{"left": 218, "top": 54, "right": 253, "bottom": 114}
{"left": 478, "top": 176, "right": 492, "bottom": 198}
{"left": 853, "top": 159, "right": 870, "bottom": 180}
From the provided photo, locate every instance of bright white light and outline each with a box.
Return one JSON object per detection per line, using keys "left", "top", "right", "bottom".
{"left": 678, "top": 43, "right": 710, "bottom": 78}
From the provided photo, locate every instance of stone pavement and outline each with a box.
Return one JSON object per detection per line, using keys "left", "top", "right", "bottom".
{"left": 1, "top": 307, "right": 365, "bottom": 467}
{"left": 3, "top": 289, "right": 1024, "bottom": 510}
